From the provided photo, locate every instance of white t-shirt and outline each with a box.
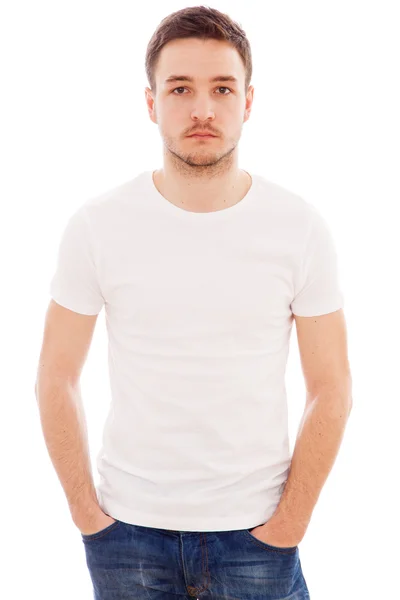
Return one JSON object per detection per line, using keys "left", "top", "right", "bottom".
{"left": 49, "top": 170, "right": 344, "bottom": 532}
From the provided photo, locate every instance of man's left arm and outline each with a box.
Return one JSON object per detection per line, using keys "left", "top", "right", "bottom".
{"left": 256, "top": 308, "right": 353, "bottom": 547}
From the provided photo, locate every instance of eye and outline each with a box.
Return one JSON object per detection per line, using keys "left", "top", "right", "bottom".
{"left": 217, "top": 87, "right": 232, "bottom": 95}
{"left": 171, "top": 86, "right": 232, "bottom": 95}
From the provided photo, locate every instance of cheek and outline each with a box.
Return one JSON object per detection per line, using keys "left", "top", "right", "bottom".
{"left": 161, "top": 103, "right": 185, "bottom": 124}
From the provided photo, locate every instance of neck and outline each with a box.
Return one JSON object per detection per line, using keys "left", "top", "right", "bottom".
{"left": 153, "top": 161, "right": 251, "bottom": 213}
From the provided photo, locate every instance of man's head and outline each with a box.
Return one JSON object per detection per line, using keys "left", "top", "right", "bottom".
{"left": 144, "top": 6, "right": 254, "bottom": 171}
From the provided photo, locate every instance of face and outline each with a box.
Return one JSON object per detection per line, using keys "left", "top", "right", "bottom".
{"left": 145, "top": 38, "right": 254, "bottom": 169}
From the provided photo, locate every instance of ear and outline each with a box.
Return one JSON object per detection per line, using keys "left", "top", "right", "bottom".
{"left": 244, "top": 85, "right": 254, "bottom": 122}
{"left": 145, "top": 87, "right": 157, "bottom": 124}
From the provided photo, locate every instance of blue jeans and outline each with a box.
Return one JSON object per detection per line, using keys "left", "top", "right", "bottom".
{"left": 81, "top": 518, "right": 310, "bottom": 599}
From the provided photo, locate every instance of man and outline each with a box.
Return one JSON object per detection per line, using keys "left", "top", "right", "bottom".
{"left": 35, "top": 6, "right": 352, "bottom": 599}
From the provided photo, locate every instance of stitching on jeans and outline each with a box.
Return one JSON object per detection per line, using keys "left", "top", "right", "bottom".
{"left": 192, "top": 532, "right": 211, "bottom": 594}
{"left": 202, "top": 532, "right": 211, "bottom": 590}
{"left": 242, "top": 529, "right": 298, "bottom": 555}
{"left": 81, "top": 520, "right": 121, "bottom": 541}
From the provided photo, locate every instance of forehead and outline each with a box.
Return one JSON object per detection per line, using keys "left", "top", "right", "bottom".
{"left": 156, "top": 38, "right": 244, "bottom": 84}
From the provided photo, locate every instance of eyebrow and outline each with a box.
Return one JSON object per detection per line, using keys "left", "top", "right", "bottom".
{"left": 164, "top": 75, "right": 238, "bottom": 85}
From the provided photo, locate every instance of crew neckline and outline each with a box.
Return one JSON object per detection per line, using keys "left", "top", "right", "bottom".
{"left": 145, "top": 169, "right": 258, "bottom": 219}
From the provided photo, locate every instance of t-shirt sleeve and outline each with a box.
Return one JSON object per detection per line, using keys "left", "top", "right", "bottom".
{"left": 290, "top": 204, "right": 344, "bottom": 317}
{"left": 49, "top": 206, "right": 105, "bottom": 315}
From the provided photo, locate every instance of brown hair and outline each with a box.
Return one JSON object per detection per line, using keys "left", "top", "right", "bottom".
{"left": 145, "top": 5, "right": 252, "bottom": 95}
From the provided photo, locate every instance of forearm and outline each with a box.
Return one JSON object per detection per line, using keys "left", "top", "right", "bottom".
{"left": 35, "top": 379, "right": 101, "bottom": 524}
{"left": 274, "top": 388, "right": 352, "bottom": 537}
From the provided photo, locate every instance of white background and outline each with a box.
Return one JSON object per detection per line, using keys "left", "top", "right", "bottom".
{"left": 1, "top": 1, "right": 399, "bottom": 598}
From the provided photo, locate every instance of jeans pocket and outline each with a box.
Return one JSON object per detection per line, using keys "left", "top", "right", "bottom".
{"left": 81, "top": 519, "right": 121, "bottom": 542}
{"left": 242, "top": 528, "right": 298, "bottom": 554}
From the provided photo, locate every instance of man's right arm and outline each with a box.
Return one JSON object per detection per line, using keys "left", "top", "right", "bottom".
{"left": 34, "top": 299, "right": 109, "bottom": 532}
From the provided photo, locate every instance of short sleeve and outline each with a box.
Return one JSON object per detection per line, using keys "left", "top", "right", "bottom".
{"left": 49, "top": 206, "right": 105, "bottom": 315}
{"left": 290, "top": 205, "right": 344, "bottom": 317}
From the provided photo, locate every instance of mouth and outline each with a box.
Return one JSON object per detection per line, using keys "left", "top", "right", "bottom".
{"left": 188, "top": 134, "right": 216, "bottom": 138}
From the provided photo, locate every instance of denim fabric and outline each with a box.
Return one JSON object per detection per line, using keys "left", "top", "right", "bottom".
{"left": 82, "top": 519, "right": 310, "bottom": 599}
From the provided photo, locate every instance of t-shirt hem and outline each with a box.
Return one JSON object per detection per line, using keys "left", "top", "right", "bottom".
{"left": 292, "top": 302, "right": 344, "bottom": 317}
{"left": 97, "top": 493, "right": 276, "bottom": 533}
{"left": 50, "top": 293, "right": 102, "bottom": 316}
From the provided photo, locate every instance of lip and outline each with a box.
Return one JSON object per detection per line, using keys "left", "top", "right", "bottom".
{"left": 188, "top": 134, "right": 216, "bottom": 138}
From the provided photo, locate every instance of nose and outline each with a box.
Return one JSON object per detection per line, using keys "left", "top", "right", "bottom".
{"left": 190, "top": 98, "right": 215, "bottom": 122}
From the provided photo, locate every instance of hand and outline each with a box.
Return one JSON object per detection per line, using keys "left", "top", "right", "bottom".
{"left": 248, "top": 514, "right": 305, "bottom": 549}
{"left": 73, "top": 509, "right": 117, "bottom": 536}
